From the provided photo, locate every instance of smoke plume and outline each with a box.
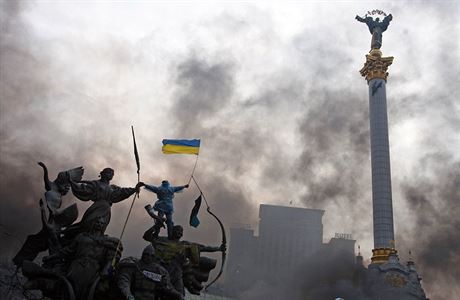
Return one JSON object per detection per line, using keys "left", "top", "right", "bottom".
{"left": 0, "top": 2, "right": 458, "bottom": 299}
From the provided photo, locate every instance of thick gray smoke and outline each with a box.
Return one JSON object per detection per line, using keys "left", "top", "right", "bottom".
{"left": 1, "top": 1, "right": 52, "bottom": 256}
{"left": 398, "top": 155, "right": 460, "bottom": 297}
{"left": 1, "top": 2, "right": 459, "bottom": 299}
{"left": 295, "top": 89, "right": 369, "bottom": 207}
{"left": 236, "top": 248, "right": 371, "bottom": 300}
{"left": 0, "top": 1, "right": 144, "bottom": 258}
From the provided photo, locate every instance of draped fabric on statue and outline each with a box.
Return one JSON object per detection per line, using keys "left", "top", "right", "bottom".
{"left": 63, "top": 180, "right": 136, "bottom": 238}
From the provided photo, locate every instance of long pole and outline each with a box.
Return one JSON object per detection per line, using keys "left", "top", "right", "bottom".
{"left": 112, "top": 126, "right": 141, "bottom": 267}
{"left": 187, "top": 154, "right": 199, "bottom": 185}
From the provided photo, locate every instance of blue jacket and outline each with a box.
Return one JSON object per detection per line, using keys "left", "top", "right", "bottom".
{"left": 144, "top": 183, "right": 186, "bottom": 213}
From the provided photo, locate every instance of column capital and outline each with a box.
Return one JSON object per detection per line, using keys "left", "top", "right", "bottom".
{"left": 371, "top": 247, "right": 398, "bottom": 264}
{"left": 360, "top": 49, "right": 394, "bottom": 82}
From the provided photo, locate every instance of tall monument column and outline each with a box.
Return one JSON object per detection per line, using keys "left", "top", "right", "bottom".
{"left": 361, "top": 49, "right": 395, "bottom": 262}
{"left": 357, "top": 11, "right": 395, "bottom": 263}
{"left": 355, "top": 12, "right": 428, "bottom": 299}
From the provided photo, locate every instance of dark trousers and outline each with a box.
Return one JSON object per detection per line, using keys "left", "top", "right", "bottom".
{"left": 157, "top": 211, "right": 173, "bottom": 239}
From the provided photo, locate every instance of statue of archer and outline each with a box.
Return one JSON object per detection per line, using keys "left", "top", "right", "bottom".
{"left": 144, "top": 225, "right": 224, "bottom": 296}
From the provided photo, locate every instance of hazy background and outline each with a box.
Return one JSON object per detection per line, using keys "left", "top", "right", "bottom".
{"left": 1, "top": 1, "right": 459, "bottom": 299}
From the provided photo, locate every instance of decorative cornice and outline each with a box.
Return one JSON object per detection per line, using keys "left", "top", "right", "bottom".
{"left": 371, "top": 247, "right": 397, "bottom": 264}
{"left": 360, "top": 49, "right": 394, "bottom": 82}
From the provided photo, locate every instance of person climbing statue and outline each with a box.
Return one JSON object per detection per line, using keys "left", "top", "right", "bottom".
{"left": 143, "top": 180, "right": 189, "bottom": 239}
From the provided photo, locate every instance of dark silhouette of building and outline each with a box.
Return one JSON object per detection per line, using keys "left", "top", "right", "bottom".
{"left": 225, "top": 204, "right": 355, "bottom": 296}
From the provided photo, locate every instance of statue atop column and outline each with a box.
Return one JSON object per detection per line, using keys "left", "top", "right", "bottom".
{"left": 357, "top": 10, "right": 394, "bottom": 82}
{"left": 356, "top": 10, "right": 393, "bottom": 50}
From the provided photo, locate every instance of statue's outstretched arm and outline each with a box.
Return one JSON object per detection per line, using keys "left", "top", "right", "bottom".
{"left": 144, "top": 184, "right": 159, "bottom": 193}
{"left": 110, "top": 185, "right": 137, "bottom": 203}
{"left": 172, "top": 185, "right": 188, "bottom": 193}
{"left": 356, "top": 15, "right": 366, "bottom": 23}
{"left": 199, "top": 244, "right": 226, "bottom": 253}
{"left": 381, "top": 14, "right": 393, "bottom": 31}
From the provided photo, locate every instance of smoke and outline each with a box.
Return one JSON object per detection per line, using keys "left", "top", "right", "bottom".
{"left": 160, "top": 57, "right": 255, "bottom": 244}
{"left": 398, "top": 155, "right": 460, "bottom": 298}
{"left": 172, "top": 58, "right": 234, "bottom": 133}
{"left": 237, "top": 248, "right": 371, "bottom": 300}
{"left": 291, "top": 3, "right": 460, "bottom": 299}
{"left": 0, "top": 0, "right": 51, "bottom": 255}
{"left": 390, "top": 4, "right": 460, "bottom": 298}
{"left": 289, "top": 26, "right": 375, "bottom": 264}
{"left": 0, "top": 1, "right": 148, "bottom": 256}
{"left": 0, "top": 2, "right": 459, "bottom": 299}
{"left": 295, "top": 89, "right": 369, "bottom": 207}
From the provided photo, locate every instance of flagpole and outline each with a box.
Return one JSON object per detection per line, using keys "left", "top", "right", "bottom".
{"left": 188, "top": 154, "right": 199, "bottom": 185}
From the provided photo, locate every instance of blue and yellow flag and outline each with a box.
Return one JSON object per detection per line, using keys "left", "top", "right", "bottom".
{"left": 162, "top": 139, "right": 200, "bottom": 155}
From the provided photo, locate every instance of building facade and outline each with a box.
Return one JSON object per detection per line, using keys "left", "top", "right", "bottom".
{"left": 225, "top": 204, "right": 355, "bottom": 297}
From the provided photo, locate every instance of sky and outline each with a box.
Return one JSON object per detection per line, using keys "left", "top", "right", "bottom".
{"left": 1, "top": 1, "right": 459, "bottom": 299}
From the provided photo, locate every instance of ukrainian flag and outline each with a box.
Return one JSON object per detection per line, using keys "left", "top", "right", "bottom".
{"left": 162, "top": 139, "right": 200, "bottom": 155}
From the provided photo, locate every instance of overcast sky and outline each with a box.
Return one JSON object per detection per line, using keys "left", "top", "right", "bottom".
{"left": 1, "top": 1, "right": 459, "bottom": 298}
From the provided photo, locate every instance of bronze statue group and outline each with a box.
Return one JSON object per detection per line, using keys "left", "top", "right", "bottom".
{"left": 12, "top": 162, "right": 225, "bottom": 300}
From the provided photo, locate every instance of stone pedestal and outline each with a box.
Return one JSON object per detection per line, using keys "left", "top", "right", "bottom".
{"left": 367, "top": 252, "right": 427, "bottom": 299}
